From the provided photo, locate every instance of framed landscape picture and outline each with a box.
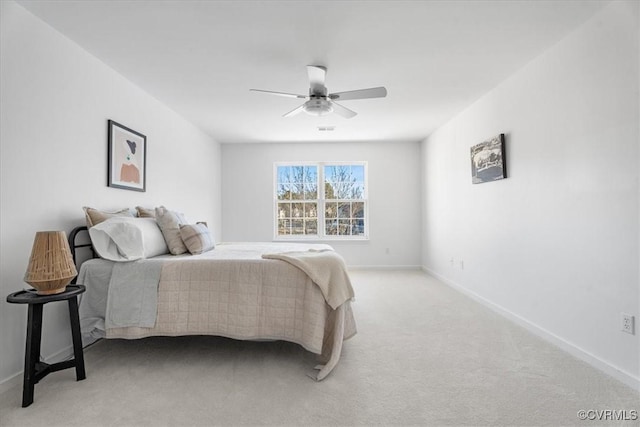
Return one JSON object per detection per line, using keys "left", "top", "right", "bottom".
{"left": 470, "top": 133, "right": 506, "bottom": 184}
{"left": 107, "top": 120, "right": 146, "bottom": 192}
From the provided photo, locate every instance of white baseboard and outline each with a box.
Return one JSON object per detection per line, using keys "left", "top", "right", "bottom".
{"left": 0, "top": 344, "right": 74, "bottom": 396}
{"left": 0, "top": 371, "right": 22, "bottom": 396}
{"left": 348, "top": 265, "right": 422, "bottom": 271}
{"left": 421, "top": 266, "right": 640, "bottom": 392}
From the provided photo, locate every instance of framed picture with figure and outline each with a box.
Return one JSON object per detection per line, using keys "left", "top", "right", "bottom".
{"left": 107, "top": 120, "right": 146, "bottom": 192}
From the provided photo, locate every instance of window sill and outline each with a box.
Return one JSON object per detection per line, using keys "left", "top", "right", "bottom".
{"left": 273, "top": 236, "right": 369, "bottom": 243}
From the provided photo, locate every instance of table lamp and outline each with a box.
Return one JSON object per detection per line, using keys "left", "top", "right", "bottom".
{"left": 24, "top": 231, "right": 78, "bottom": 295}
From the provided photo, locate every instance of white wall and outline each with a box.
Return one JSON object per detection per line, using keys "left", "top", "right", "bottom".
{"left": 221, "top": 141, "right": 422, "bottom": 267}
{"left": 421, "top": 0, "right": 639, "bottom": 388}
{"left": 0, "top": 1, "right": 222, "bottom": 388}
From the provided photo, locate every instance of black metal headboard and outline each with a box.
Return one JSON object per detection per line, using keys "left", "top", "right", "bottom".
{"left": 68, "top": 226, "right": 97, "bottom": 283}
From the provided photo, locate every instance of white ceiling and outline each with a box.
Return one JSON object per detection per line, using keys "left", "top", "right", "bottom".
{"left": 17, "top": 0, "right": 607, "bottom": 144}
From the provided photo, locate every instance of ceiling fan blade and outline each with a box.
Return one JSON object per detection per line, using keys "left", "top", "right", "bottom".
{"left": 330, "top": 101, "right": 357, "bottom": 119}
{"left": 329, "top": 86, "right": 387, "bottom": 101}
{"left": 307, "top": 65, "right": 327, "bottom": 95}
{"left": 283, "top": 104, "right": 306, "bottom": 117}
{"left": 250, "top": 89, "right": 306, "bottom": 99}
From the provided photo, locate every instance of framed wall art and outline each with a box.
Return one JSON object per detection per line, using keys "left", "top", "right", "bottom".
{"left": 470, "top": 133, "right": 506, "bottom": 184}
{"left": 107, "top": 120, "right": 146, "bottom": 192}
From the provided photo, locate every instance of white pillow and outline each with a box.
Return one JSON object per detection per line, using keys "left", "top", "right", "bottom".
{"left": 88, "top": 217, "right": 169, "bottom": 262}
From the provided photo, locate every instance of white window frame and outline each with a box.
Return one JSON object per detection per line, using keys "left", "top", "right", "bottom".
{"left": 274, "top": 161, "right": 369, "bottom": 241}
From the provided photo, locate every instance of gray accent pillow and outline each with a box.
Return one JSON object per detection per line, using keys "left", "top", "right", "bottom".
{"left": 155, "top": 206, "right": 187, "bottom": 255}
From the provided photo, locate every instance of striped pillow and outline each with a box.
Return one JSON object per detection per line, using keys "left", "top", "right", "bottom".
{"left": 180, "top": 223, "right": 215, "bottom": 255}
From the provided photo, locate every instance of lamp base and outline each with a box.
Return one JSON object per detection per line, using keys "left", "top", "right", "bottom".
{"left": 35, "top": 286, "right": 67, "bottom": 295}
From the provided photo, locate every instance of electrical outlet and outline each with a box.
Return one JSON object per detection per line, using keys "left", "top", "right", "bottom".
{"left": 621, "top": 313, "right": 635, "bottom": 335}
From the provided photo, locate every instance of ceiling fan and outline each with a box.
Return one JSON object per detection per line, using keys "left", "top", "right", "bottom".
{"left": 250, "top": 65, "right": 387, "bottom": 119}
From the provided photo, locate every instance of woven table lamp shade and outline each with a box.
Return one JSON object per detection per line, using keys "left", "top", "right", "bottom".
{"left": 24, "top": 231, "right": 78, "bottom": 295}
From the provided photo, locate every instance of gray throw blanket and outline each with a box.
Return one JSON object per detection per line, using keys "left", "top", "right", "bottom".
{"left": 105, "top": 260, "right": 163, "bottom": 329}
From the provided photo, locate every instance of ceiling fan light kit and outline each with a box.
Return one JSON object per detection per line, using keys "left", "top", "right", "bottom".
{"left": 250, "top": 65, "right": 387, "bottom": 119}
{"left": 304, "top": 98, "right": 333, "bottom": 116}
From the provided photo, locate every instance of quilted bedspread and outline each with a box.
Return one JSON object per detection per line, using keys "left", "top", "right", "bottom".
{"left": 81, "top": 243, "right": 357, "bottom": 380}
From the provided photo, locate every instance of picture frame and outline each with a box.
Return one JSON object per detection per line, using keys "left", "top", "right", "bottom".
{"left": 107, "top": 120, "right": 146, "bottom": 192}
{"left": 470, "top": 133, "right": 506, "bottom": 184}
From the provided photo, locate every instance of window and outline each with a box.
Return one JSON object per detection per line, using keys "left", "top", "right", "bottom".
{"left": 275, "top": 165, "right": 318, "bottom": 236}
{"left": 275, "top": 162, "right": 367, "bottom": 240}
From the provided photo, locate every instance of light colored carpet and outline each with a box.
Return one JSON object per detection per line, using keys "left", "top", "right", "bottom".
{"left": 1, "top": 270, "right": 638, "bottom": 426}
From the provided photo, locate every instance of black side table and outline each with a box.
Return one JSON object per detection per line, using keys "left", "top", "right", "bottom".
{"left": 6, "top": 285, "right": 87, "bottom": 407}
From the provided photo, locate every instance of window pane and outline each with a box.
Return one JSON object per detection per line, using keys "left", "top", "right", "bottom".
{"left": 291, "top": 166, "right": 305, "bottom": 182}
{"left": 351, "top": 165, "right": 365, "bottom": 182}
{"left": 352, "top": 202, "right": 364, "bottom": 218}
{"left": 304, "top": 203, "right": 317, "bottom": 218}
{"left": 277, "top": 166, "right": 291, "bottom": 183}
{"left": 291, "top": 203, "right": 303, "bottom": 218}
{"left": 304, "top": 183, "right": 317, "bottom": 199}
{"left": 325, "top": 202, "right": 337, "bottom": 218}
{"left": 324, "top": 165, "right": 338, "bottom": 182}
{"left": 276, "top": 183, "right": 291, "bottom": 200}
{"left": 304, "top": 166, "right": 317, "bottom": 183}
{"left": 335, "top": 183, "right": 352, "bottom": 199}
{"left": 304, "top": 220, "right": 317, "bottom": 235}
{"left": 325, "top": 165, "right": 360, "bottom": 199}
{"left": 292, "top": 219, "right": 304, "bottom": 235}
{"left": 324, "top": 182, "right": 335, "bottom": 200}
{"left": 325, "top": 220, "right": 337, "bottom": 235}
{"left": 338, "top": 219, "right": 351, "bottom": 235}
{"left": 278, "top": 219, "right": 290, "bottom": 235}
{"left": 277, "top": 203, "right": 291, "bottom": 218}
{"left": 338, "top": 202, "right": 351, "bottom": 218}
{"left": 290, "top": 183, "right": 304, "bottom": 200}
{"left": 353, "top": 219, "right": 365, "bottom": 236}
{"left": 325, "top": 165, "right": 349, "bottom": 182}
{"left": 351, "top": 182, "right": 365, "bottom": 199}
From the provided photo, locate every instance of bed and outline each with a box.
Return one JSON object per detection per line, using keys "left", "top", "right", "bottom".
{"left": 70, "top": 223, "right": 357, "bottom": 381}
